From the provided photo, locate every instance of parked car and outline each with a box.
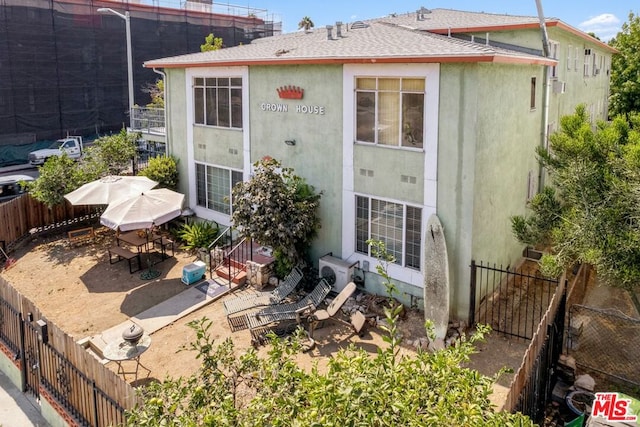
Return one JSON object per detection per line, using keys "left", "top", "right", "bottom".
{"left": 0, "top": 174, "right": 34, "bottom": 202}
{"left": 28, "top": 136, "right": 83, "bottom": 166}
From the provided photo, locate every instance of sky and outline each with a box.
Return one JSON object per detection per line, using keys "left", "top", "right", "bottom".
{"left": 245, "top": 1, "right": 637, "bottom": 42}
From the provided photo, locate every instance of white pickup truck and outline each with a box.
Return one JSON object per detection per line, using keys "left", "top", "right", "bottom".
{"left": 28, "top": 136, "right": 83, "bottom": 166}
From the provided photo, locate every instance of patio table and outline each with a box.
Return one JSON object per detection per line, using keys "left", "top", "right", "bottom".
{"left": 116, "top": 230, "right": 149, "bottom": 253}
{"left": 103, "top": 335, "right": 151, "bottom": 381}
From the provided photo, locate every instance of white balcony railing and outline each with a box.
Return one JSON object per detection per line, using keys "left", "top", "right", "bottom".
{"left": 130, "top": 107, "right": 165, "bottom": 135}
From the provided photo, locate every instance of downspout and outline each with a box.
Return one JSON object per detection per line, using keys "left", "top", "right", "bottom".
{"left": 535, "top": 0, "right": 551, "bottom": 191}
{"left": 152, "top": 67, "right": 170, "bottom": 155}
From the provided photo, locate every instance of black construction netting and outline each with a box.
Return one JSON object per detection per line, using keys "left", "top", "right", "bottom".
{"left": 0, "top": 0, "right": 273, "bottom": 151}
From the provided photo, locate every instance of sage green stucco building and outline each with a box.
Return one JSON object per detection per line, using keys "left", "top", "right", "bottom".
{"left": 145, "top": 8, "right": 615, "bottom": 321}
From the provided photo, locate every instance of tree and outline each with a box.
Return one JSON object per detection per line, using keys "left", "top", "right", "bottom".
{"left": 200, "top": 33, "right": 223, "bottom": 52}
{"left": 86, "top": 129, "right": 138, "bottom": 175}
{"left": 298, "top": 16, "right": 314, "bottom": 32}
{"left": 144, "top": 79, "right": 164, "bottom": 109}
{"left": 29, "top": 155, "right": 87, "bottom": 206}
{"left": 609, "top": 12, "right": 640, "bottom": 116}
{"left": 511, "top": 105, "right": 640, "bottom": 294}
{"left": 231, "top": 157, "right": 321, "bottom": 275}
{"left": 29, "top": 130, "right": 138, "bottom": 206}
{"left": 126, "top": 315, "right": 533, "bottom": 426}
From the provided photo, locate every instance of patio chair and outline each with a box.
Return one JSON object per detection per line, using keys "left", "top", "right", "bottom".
{"left": 224, "top": 265, "right": 304, "bottom": 320}
{"left": 246, "top": 279, "right": 332, "bottom": 340}
{"left": 306, "top": 282, "right": 367, "bottom": 341}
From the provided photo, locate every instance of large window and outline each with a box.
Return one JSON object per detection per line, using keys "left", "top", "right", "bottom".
{"left": 194, "top": 77, "right": 243, "bottom": 128}
{"left": 355, "top": 195, "right": 422, "bottom": 270}
{"left": 196, "top": 163, "right": 243, "bottom": 214}
{"left": 355, "top": 77, "right": 424, "bottom": 149}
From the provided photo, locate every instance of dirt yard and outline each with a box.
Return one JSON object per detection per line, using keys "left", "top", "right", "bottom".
{"left": 0, "top": 227, "right": 524, "bottom": 395}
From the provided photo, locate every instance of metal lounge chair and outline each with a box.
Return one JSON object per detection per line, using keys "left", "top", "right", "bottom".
{"left": 246, "top": 278, "right": 332, "bottom": 338}
{"left": 306, "top": 282, "right": 367, "bottom": 341}
{"left": 224, "top": 265, "right": 304, "bottom": 319}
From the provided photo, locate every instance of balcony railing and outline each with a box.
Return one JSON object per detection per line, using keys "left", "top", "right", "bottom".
{"left": 130, "top": 107, "right": 165, "bottom": 135}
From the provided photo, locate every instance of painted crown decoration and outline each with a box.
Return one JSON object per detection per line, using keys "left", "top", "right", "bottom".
{"left": 277, "top": 85, "right": 304, "bottom": 99}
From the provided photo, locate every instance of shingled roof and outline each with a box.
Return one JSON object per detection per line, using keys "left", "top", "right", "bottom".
{"left": 144, "top": 7, "right": 610, "bottom": 69}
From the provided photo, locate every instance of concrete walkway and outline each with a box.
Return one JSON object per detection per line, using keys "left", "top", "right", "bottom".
{"left": 0, "top": 370, "right": 49, "bottom": 427}
{"left": 87, "top": 278, "right": 229, "bottom": 357}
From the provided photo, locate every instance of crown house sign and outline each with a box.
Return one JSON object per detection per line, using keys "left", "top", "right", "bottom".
{"left": 259, "top": 85, "right": 326, "bottom": 115}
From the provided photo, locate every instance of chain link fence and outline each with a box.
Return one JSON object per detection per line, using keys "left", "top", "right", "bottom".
{"left": 567, "top": 304, "right": 640, "bottom": 389}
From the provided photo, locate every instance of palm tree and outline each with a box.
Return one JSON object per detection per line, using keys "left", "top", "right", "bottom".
{"left": 298, "top": 16, "right": 314, "bottom": 32}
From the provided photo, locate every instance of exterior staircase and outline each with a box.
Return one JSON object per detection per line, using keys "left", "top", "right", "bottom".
{"left": 215, "top": 257, "right": 247, "bottom": 286}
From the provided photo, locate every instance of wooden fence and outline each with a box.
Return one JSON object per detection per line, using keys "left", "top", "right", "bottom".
{"left": 0, "top": 194, "right": 97, "bottom": 251}
{"left": 0, "top": 277, "right": 139, "bottom": 426}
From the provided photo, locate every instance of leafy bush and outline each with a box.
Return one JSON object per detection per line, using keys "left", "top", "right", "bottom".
{"left": 139, "top": 155, "right": 179, "bottom": 190}
{"left": 177, "top": 221, "right": 219, "bottom": 251}
{"left": 125, "top": 313, "right": 534, "bottom": 427}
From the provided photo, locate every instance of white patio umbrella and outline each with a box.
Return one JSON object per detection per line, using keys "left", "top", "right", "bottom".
{"left": 64, "top": 175, "right": 158, "bottom": 206}
{"left": 99, "top": 188, "right": 185, "bottom": 231}
{"left": 100, "top": 188, "right": 185, "bottom": 280}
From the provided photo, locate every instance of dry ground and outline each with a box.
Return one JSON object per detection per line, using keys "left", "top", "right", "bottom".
{"left": 0, "top": 227, "right": 524, "bottom": 395}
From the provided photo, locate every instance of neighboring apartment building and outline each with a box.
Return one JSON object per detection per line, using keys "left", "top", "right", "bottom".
{"left": 144, "top": 8, "right": 615, "bottom": 321}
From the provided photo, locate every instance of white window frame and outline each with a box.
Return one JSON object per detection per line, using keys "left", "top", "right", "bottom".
{"left": 193, "top": 77, "right": 243, "bottom": 129}
{"left": 195, "top": 162, "right": 243, "bottom": 215}
{"left": 549, "top": 40, "right": 559, "bottom": 78}
{"left": 583, "top": 48, "right": 591, "bottom": 77}
{"left": 567, "top": 44, "right": 572, "bottom": 70}
{"left": 355, "top": 194, "right": 422, "bottom": 270}
{"left": 354, "top": 76, "right": 425, "bottom": 150}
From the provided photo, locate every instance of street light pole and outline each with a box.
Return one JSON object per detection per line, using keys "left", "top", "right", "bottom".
{"left": 97, "top": 8, "right": 134, "bottom": 123}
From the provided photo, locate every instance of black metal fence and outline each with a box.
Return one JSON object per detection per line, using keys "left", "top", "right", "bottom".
{"left": 567, "top": 304, "right": 640, "bottom": 391}
{"left": 132, "top": 140, "right": 167, "bottom": 175}
{"left": 512, "top": 287, "right": 567, "bottom": 422}
{"left": 470, "top": 260, "right": 559, "bottom": 339}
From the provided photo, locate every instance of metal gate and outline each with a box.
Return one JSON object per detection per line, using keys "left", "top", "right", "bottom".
{"left": 470, "top": 260, "right": 559, "bottom": 339}
{"left": 21, "top": 317, "right": 42, "bottom": 398}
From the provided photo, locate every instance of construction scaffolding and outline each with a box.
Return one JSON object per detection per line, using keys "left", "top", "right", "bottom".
{"left": 0, "top": 0, "right": 281, "bottom": 143}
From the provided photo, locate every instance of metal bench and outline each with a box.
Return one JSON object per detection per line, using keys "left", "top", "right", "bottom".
{"left": 108, "top": 246, "right": 142, "bottom": 273}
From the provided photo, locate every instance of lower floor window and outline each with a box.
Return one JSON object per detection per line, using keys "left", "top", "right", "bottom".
{"left": 355, "top": 195, "right": 422, "bottom": 270}
{"left": 196, "top": 163, "right": 242, "bottom": 214}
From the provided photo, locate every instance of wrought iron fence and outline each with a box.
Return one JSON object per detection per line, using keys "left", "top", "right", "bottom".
{"left": 133, "top": 140, "right": 167, "bottom": 174}
{"left": 470, "top": 260, "right": 559, "bottom": 339}
{"left": 567, "top": 304, "right": 640, "bottom": 390}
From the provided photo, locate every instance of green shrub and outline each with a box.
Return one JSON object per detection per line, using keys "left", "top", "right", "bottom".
{"left": 139, "top": 155, "right": 179, "bottom": 190}
{"left": 178, "top": 221, "right": 219, "bottom": 251}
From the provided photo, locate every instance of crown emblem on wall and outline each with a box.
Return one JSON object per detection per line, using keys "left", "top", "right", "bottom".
{"left": 277, "top": 85, "right": 304, "bottom": 99}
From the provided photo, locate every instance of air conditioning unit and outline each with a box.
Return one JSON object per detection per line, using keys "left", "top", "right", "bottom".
{"left": 552, "top": 80, "right": 566, "bottom": 94}
{"left": 318, "top": 255, "right": 357, "bottom": 293}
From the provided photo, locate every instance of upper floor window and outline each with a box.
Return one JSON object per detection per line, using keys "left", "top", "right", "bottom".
{"left": 567, "top": 44, "right": 572, "bottom": 70}
{"left": 194, "top": 77, "right": 243, "bottom": 129}
{"left": 355, "top": 77, "right": 424, "bottom": 149}
{"left": 196, "top": 163, "right": 243, "bottom": 214}
{"left": 549, "top": 41, "right": 559, "bottom": 78}
{"left": 530, "top": 77, "right": 537, "bottom": 110}
{"left": 583, "top": 49, "right": 592, "bottom": 77}
{"left": 355, "top": 195, "right": 422, "bottom": 270}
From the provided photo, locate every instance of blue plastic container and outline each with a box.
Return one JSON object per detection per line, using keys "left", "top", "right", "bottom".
{"left": 182, "top": 261, "right": 206, "bottom": 285}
